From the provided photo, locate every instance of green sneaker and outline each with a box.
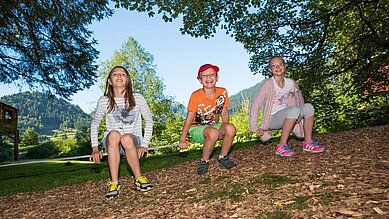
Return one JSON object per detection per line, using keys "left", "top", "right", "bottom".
{"left": 134, "top": 176, "right": 153, "bottom": 192}
{"left": 105, "top": 181, "right": 121, "bottom": 198}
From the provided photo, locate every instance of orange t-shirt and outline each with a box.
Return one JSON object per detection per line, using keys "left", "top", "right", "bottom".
{"left": 187, "top": 87, "right": 230, "bottom": 126}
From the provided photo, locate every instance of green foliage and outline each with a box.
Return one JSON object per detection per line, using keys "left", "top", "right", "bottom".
{"left": 114, "top": 0, "right": 388, "bottom": 95}
{"left": 19, "top": 127, "right": 39, "bottom": 146}
{"left": 74, "top": 128, "right": 93, "bottom": 155}
{"left": 0, "top": 139, "right": 14, "bottom": 162}
{"left": 0, "top": 1, "right": 113, "bottom": 98}
{"left": 230, "top": 98, "right": 250, "bottom": 135}
{"left": 55, "top": 139, "right": 78, "bottom": 156}
{"left": 0, "top": 91, "right": 91, "bottom": 135}
{"left": 24, "top": 130, "right": 93, "bottom": 159}
{"left": 313, "top": 77, "right": 389, "bottom": 133}
{"left": 155, "top": 113, "right": 184, "bottom": 145}
{"left": 25, "top": 141, "right": 60, "bottom": 159}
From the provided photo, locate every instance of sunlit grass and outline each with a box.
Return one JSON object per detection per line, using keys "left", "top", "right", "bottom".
{"left": 0, "top": 139, "right": 265, "bottom": 197}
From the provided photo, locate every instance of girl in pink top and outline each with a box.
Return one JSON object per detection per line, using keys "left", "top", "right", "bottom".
{"left": 249, "top": 56, "right": 326, "bottom": 156}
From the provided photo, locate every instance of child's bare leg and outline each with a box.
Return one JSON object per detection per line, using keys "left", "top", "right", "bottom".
{"left": 121, "top": 134, "right": 141, "bottom": 179}
{"left": 280, "top": 118, "right": 297, "bottom": 145}
{"left": 303, "top": 116, "right": 314, "bottom": 142}
{"left": 202, "top": 127, "right": 219, "bottom": 160}
{"left": 106, "top": 131, "right": 122, "bottom": 182}
{"left": 219, "top": 123, "right": 236, "bottom": 156}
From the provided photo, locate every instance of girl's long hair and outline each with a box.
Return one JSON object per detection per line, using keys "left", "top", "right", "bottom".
{"left": 104, "top": 66, "right": 136, "bottom": 113}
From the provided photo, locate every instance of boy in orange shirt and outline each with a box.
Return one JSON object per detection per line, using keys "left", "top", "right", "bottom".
{"left": 179, "top": 64, "right": 237, "bottom": 175}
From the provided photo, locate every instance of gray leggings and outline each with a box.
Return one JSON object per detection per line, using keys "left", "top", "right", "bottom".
{"left": 268, "top": 103, "right": 315, "bottom": 130}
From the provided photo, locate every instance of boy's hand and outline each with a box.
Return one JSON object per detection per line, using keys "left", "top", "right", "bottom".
{"left": 179, "top": 140, "right": 190, "bottom": 149}
{"left": 89, "top": 147, "right": 103, "bottom": 164}
{"left": 255, "top": 128, "right": 265, "bottom": 137}
{"left": 138, "top": 147, "right": 148, "bottom": 158}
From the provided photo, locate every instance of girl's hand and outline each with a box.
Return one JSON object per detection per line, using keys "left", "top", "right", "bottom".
{"left": 89, "top": 147, "right": 103, "bottom": 164}
{"left": 179, "top": 140, "right": 190, "bottom": 149}
{"left": 138, "top": 147, "right": 148, "bottom": 158}
{"left": 255, "top": 128, "right": 265, "bottom": 137}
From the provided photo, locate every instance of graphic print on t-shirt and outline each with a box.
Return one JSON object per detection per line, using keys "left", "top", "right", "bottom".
{"left": 271, "top": 77, "right": 294, "bottom": 115}
{"left": 194, "top": 94, "right": 226, "bottom": 125}
{"left": 112, "top": 105, "right": 135, "bottom": 125}
{"left": 274, "top": 92, "right": 288, "bottom": 106}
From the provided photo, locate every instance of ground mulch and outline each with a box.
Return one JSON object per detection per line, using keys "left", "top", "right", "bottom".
{"left": 1, "top": 125, "right": 388, "bottom": 218}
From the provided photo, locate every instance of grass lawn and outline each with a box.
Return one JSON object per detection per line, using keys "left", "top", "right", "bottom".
{"left": 0, "top": 139, "right": 262, "bottom": 197}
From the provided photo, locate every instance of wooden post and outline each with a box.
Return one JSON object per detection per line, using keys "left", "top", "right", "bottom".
{"left": 1, "top": 138, "right": 4, "bottom": 162}
{"left": 14, "top": 130, "right": 19, "bottom": 161}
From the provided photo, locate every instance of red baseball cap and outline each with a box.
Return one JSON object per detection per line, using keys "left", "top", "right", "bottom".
{"left": 197, "top": 64, "right": 219, "bottom": 79}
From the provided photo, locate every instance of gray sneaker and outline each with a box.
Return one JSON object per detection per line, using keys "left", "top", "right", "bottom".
{"left": 218, "top": 156, "right": 236, "bottom": 169}
{"left": 197, "top": 159, "right": 209, "bottom": 175}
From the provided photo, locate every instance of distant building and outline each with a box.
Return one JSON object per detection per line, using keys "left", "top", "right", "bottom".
{"left": 0, "top": 102, "right": 19, "bottom": 161}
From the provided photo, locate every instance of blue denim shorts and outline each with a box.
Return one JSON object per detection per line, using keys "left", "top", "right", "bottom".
{"left": 103, "top": 131, "right": 141, "bottom": 154}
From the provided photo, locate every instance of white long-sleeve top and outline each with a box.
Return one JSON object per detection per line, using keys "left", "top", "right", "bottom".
{"left": 90, "top": 93, "right": 153, "bottom": 148}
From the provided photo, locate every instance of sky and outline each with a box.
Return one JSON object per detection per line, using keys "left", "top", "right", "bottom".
{"left": 0, "top": 7, "right": 264, "bottom": 114}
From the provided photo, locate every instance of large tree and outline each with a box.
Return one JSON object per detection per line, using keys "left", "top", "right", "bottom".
{"left": 113, "top": 0, "right": 388, "bottom": 97}
{"left": 0, "top": 0, "right": 113, "bottom": 98}
{"left": 20, "top": 127, "right": 39, "bottom": 146}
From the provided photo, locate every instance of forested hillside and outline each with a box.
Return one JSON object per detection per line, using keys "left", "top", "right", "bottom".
{"left": 0, "top": 92, "right": 90, "bottom": 135}
{"left": 229, "top": 81, "right": 263, "bottom": 114}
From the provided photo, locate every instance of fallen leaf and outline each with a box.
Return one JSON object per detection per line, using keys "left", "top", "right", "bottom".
{"left": 373, "top": 207, "right": 384, "bottom": 215}
{"left": 336, "top": 208, "right": 364, "bottom": 217}
{"left": 225, "top": 199, "right": 231, "bottom": 208}
{"left": 283, "top": 200, "right": 296, "bottom": 205}
{"left": 185, "top": 188, "right": 197, "bottom": 193}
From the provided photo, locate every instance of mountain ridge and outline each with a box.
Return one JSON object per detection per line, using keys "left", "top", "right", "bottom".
{"left": 0, "top": 91, "right": 90, "bottom": 135}
{"left": 228, "top": 81, "right": 264, "bottom": 113}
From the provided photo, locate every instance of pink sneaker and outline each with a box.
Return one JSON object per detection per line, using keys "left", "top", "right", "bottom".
{"left": 303, "top": 140, "right": 326, "bottom": 153}
{"left": 275, "top": 144, "right": 296, "bottom": 157}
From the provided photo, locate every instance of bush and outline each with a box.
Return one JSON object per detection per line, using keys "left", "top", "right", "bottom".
{"left": 0, "top": 139, "right": 15, "bottom": 162}
{"left": 25, "top": 141, "right": 60, "bottom": 159}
